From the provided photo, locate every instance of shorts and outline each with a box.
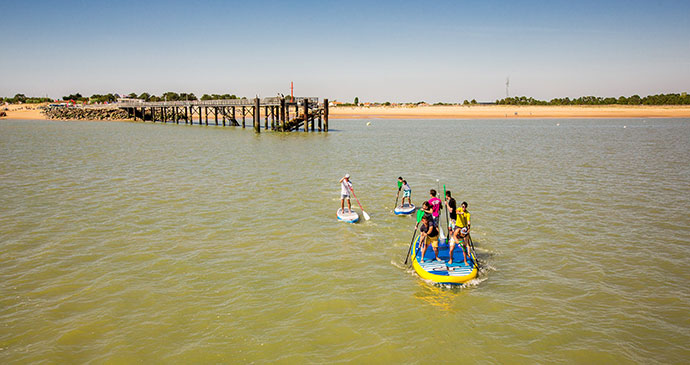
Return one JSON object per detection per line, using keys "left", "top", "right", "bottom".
{"left": 403, "top": 190, "right": 411, "bottom": 197}
{"left": 450, "top": 237, "right": 464, "bottom": 246}
{"left": 341, "top": 194, "right": 350, "bottom": 200}
{"left": 426, "top": 235, "right": 439, "bottom": 248}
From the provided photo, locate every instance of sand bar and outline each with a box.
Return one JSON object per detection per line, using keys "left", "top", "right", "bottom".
{"left": 3, "top": 103, "right": 690, "bottom": 121}
{"left": 329, "top": 105, "right": 690, "bottom": 119}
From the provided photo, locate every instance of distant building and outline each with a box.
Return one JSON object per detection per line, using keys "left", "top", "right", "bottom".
{"left": 117, "top": 97, "right": 143, "bottom": 104}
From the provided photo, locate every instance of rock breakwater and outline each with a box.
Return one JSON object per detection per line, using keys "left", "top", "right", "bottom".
{"left": 44, "top": 106, "right": 131, "bottom": 121}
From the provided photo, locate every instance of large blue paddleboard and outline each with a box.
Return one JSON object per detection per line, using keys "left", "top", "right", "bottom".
{"left": 411, "top": 237, "right": 477, "bottom": 285}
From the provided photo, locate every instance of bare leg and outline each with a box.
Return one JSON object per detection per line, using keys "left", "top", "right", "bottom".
{"left": 462, "top": 242, "right": 468, "bottom": 265}
{"left": 341, "top": 198, "right": 344, "bottom": 212}
{"left": 347, "top": 198, "right": 351, "bottom": 213}
{"left": 448, "top": 242, "right": 455, "bottom": 264}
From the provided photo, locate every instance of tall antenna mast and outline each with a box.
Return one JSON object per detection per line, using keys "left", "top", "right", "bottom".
{"left": 505, "top": 77, "right": 510, "bottom": 98}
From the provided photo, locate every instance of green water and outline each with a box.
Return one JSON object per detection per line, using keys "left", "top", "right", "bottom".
{"left": 1, "top": 119, "right": 689, "bottom": 363}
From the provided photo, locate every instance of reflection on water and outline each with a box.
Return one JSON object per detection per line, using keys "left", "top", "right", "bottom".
{"left": 1, "top": 118, "right": 689, "bottom": 363}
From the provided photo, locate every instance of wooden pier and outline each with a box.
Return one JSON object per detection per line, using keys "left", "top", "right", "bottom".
{"left": 116, "top": 97, "right": 329, "bottom": 133}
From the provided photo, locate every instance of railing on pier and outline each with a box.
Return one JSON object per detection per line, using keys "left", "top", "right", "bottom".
{"left": 116, "top": 97, "right": 319, "bottom": 108}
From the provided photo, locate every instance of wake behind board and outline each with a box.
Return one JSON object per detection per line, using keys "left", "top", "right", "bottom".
{"left": 410, "top": 237, "right": 477, "bottom": 285}
{"left": 394, "top": 203, "right": 416, "bottom": 215}
{"left": 337, "top": 208, "right": 359, "bottom": 223}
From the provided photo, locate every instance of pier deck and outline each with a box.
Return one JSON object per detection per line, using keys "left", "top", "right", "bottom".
{"left": 116, "top": 96, "right": 329, "bottom": 132}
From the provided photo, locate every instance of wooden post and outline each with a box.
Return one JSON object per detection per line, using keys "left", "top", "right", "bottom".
{"left": 222, "top": 107, "right": 226, "bottom": 126}
{"left": 303, "top": 99, "right": 309, "bottom": 132}
{"left": 254, "top": 97, "right": 261, "bottom": 133}
{"left": 232, "top": 106, "right": 236, "bottom": 126}
{"left": 185, "top": 106, "right": 189, "bottom": 123}
{"left": 214, "top": 107, "right": 218, "bottom": 126}
{"left": 264, "top": 105, "right": 268, "bottom": 129}
{"left": 324, "top": 99, "right": 329, "bottom": 132}
{"left": 280, "top": 98, "right": 286, "bottom": 131}
{"left": 242, "top": 106, "right": 246, "bottom": 128}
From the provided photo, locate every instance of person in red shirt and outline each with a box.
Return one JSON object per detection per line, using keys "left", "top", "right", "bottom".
{"left": 428, "top": 189, "right": 443, "bottom": 228}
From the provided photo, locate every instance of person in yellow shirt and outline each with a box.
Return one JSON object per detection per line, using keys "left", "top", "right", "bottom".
{"left": 456, "top": 201, "right": 471, "bottom": 231}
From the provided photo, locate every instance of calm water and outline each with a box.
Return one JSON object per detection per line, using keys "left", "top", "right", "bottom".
{"left": 1, "top": 118, "right": 689, "bottom": 363}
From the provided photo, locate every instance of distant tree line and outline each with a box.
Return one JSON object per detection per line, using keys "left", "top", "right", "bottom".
{"left": 1, "top": 94, "right": 52, "bottom": 104}
{"left": 495, "top": 93, "right": 690, "bottom": 105}
{"left": 2, "top": 91, "right": 245, "bottom": 104}
{"left": 201, "top": 94, "right": 240, "bottom": 100}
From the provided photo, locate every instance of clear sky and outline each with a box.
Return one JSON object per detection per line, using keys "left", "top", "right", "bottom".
{"left": 1, "top": 0, "right": 688, "bottom": 102}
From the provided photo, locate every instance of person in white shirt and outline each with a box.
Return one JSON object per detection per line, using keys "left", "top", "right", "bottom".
{"left": 339, "top": 174, "right": 353, "bottom": 213}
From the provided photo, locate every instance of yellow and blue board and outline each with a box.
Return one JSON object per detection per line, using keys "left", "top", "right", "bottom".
{"left": 411, "top": 237, "right": 478, "bottom": 285}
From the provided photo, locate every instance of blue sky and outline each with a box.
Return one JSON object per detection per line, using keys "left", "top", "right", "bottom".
{"left": 1, "top": 0, "right": 688, "bottom": 102}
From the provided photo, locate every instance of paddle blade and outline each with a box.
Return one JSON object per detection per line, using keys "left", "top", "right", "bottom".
{"left": 416, "top": 209, "right": 424, "bottom": 223}
{"left": 363, "top": 210, "right": 371, "bottom": 221}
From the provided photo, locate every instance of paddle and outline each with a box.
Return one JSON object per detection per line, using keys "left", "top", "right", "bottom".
{"left": 394, "top": 179, "right": 402, "bottom": 208}
{"left": 461, "top": 229, "right": 479, "bottom": 272}
{"left": 404, "top": 209, "right": 425, "bottom": 265}
{"left": 443, "top": 184, "right": 451, "bottom": 237}
{"left": 348, "top": 186, "right": 370, "bottom": 221}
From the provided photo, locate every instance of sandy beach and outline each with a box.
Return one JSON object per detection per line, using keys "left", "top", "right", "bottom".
{"left": 1, "top": 104, "right": 48, "bottom": 120}
{"left": 329, "top": 105, "right": 690, "bottom": 119}
{"left": 3, "top": 103, "right": 690, "bottom": 121}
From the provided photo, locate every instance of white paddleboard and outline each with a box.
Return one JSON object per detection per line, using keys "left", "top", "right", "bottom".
{"left": 394, "top": 203, "right": 416, "bottom": 215}
{"left": 337, "top": 208, "right": 359, "bottom": 223}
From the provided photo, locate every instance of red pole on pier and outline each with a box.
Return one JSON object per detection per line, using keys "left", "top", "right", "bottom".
{"left": 290, "top": 81, "right": 294, "bottom": 102}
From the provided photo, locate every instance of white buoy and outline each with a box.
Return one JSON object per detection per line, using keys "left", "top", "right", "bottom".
{"left": 366, "top": 122, "right": 371, "bottom": 126}
{"left": 556, "top": 123, "right": 560, "bottom": 126}
{"left": 624, "top": 126, "right": 627, "bottom": 128}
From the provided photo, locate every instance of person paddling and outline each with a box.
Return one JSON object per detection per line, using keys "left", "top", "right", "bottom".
{"left": 457, "top": 201, "right": 471, "bottom": 231}
{"left": 428, "top": 189, "right": 443, "bottom": 229}
{"left": 401, "top": 179, "right": 412, "bottom": 207}
{"left": 449, "top": 226, "right": 469, "bottom": 265}
{"left": 445, "top": 190, "right": 457, "bottom": 231}
{"left": 339, "top": 174, "right": 353, "bottom": 213}
{"left": 419, "top": 214, "right": 441, "bottom": 262}
{"left": 395, "top": 176, "right": 403, "bottom": 207}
